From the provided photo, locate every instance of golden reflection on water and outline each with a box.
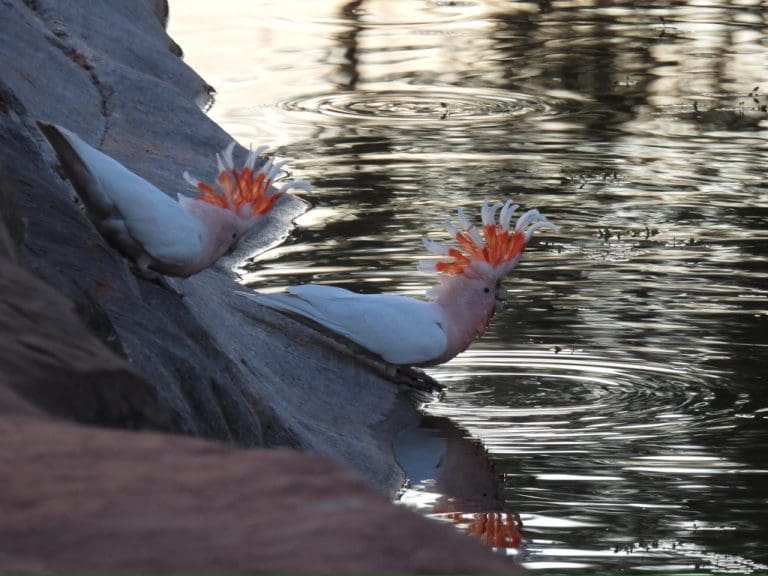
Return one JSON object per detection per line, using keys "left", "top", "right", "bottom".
{"left": 170, "top": 1, "right": 768, "bottom": 572}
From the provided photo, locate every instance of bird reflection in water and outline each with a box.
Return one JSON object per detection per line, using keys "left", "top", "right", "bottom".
{"left": 396, "top": 415, "right": 525, "bottom": 553}
{"left": 441, "top": 511, "right": 524, "bottom": 551}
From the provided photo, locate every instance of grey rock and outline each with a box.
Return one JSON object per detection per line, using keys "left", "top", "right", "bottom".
{"left": 0, "top": 252, "right": 179, "bottom": 431}
{"left": 0, "top": 0, "right": 429, "bottom": 493}
{"left": 0, "top": 0, "right": 104, "bottom": 142}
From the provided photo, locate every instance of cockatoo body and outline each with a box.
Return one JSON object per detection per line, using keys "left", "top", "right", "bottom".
{"left": 260, "top": 285, "right": 447, "bottom": 365}
{"left": 244, "top": 200, "right": 556, "bottom": 366}
{"left": 38, "top": 122, "right": 310, "bottom": 278}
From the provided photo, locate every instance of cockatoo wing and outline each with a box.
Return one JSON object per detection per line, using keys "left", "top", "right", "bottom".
{"left": 38, "top": 122, "right": 205, "bottom": 267}
{"left": 247, "top": 285, "right": 448, "bottom": 365}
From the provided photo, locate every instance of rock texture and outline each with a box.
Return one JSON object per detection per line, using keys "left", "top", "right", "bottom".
{"left": 0, "top": 0, "right": 522, "bottom": 571}
{"left": 0, "top": 256, "right": 178, "bottom": 430}
{"left": 0, "top": 414, "right": 515, "bottom": 573}
{"left": 0, "top": 0, "right": 429, "bottom": 493}
{"left": 0, "top": 248, "right": 516, "bottom": 572}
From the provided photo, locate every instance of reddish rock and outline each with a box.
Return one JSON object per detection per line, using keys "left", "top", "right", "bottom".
{"left": 0, "top": 417, "right": 515, "bottom": 574}
{"left": 0, "top": 383, "right": 42, "bottom": 418}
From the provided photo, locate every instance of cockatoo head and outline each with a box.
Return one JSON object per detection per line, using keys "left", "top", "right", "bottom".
{"left": 419, "top": 199, "right": 558, "bottom": 314}
{"left": 183, "top": 142, "right": 312, "bottom": 242}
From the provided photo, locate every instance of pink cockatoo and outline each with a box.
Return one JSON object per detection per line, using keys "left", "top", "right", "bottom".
{"left": 242, "top": 200, "right": 557, "bottom": 366}
{"left": 38, "top": 122, "right": 310, "bottom": 278}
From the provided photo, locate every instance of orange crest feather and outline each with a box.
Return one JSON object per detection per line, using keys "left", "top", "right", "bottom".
{"left": 420, "top": 200, "right": 557, "bottom": 279}
{"left": 196, "top": 165, "right": 280, "bottom": 216}
{"left": 183, "top": 141, "right": 313, "bottom": 220}
{"left": 435, "top": 226, "right": 527, "bottom": 276}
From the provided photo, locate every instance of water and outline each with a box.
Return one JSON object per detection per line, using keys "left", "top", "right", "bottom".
{"left": 170, "top": 1, "right": 768, "bottom": 571}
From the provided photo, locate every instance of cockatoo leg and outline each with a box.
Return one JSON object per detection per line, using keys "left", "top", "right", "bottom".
{"left": 134, "top": 254, "right": 183, "bottom": 296}
{"left": 393, "top": 366, "right": 445, "bottom": 394}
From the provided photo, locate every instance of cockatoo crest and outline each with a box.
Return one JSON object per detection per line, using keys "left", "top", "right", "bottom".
{"left": 183, "top": 142, "right": 310, "bottom": 220}
{"left": 418, "top": 199, "right": 558, "bottom": 282}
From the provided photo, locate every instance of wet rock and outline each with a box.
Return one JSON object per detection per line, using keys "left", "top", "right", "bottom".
{"left": 0, "top": 0, "right": 104, "bottom": 143}
{"left": 0, "top": 95, "right": 264, "bottom": 445}
{"left": 0, "top": 384, "right": 43, "bottom": 419}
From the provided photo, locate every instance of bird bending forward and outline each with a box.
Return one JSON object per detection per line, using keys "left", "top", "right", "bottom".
{"left": 242, "top": 200, "right": 557, "bottom": 366}
{"left": 38, "top": 122, "right": 310, "bottom": 278}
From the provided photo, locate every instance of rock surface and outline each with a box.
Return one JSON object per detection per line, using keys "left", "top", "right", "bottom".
{"left": 0, "top": 255, "right": 178, "bottom": 430}
{"left": 0, "top": 250, "right": 513, "bottom": 572}
{"left": 0, "top": 0, "right": 425, "bottom": 493}
{"left": 0, "top": 413, "right": 515, "bottom": 573}
{"left": 0, "top": 0, "right": 521, "bottom": 571}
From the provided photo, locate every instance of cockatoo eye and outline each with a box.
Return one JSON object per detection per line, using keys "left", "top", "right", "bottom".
{"left": 483, "top": 286, "right": 491, "bottom": 294}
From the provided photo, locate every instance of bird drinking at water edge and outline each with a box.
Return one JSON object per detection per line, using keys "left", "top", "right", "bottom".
{"left": 38, "top": 122, "right": 310, "bottom": 279}
{"left": 243, "top": 200, "right": 557, "bottom": 367}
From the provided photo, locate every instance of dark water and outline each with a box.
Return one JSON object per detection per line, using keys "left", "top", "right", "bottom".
{"left": 171, "top": 1, "right": 768, "bottom": 571}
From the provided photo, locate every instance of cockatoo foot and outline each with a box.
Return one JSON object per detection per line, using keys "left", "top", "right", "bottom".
{"left": 133, "top": 256, "right": 184, "bottom": 296}
{"left": 392, "top": 365, "right": 445, "bottom": 394}
{"left": 152, "top": 274, "right": 183, "bottom": 296}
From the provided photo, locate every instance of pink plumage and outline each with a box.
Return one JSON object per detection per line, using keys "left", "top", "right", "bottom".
{"left": 245, "top": 200, "right": 557, "bottom": 366}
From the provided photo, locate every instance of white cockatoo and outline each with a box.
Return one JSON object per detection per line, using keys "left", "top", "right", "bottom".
{"left": 242, "top": 200, "right": 557, "bottom": 366}
{"left": 38, "top": 122, "right": 310, "bottom": 278}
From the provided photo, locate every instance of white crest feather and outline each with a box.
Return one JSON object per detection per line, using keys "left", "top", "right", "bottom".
{"left": 215, "top": 153, "right": 226, "bottom": 175}
{"left": 268, "top": 158, "right": 291, "bottom": 181}
{"left": 443, "top": 218, "right": 458, "bottom": 238}
{"left": 260, "top": 157, "right": 275, "bottom": 180}
{"left": 280, "top": 179, "right": 313, "bottom": 194}
{"left": 417, "top": 259, "right": 439, "bottom": 273}
{"left": 500, "top": 200, "right": 519, "bottom": 231}
{"left": 515, "top": 208, "right": 540, "bottom": 232}
{"left": 481, "top": 200, "right": 503, "bottom": 226}
{"left": 246, "top": 144, "right": 269, "bottom": 170}
{"left": 422, "top": 237, "right": 450, "bottom": 255}
{"left": 467, "top": 225, "right": 484, "bottom": 246}
{"left": 245, "top": 148, "right": 258, "bottom": 171}
{"left": 222, "top": 141, "right": 236, "bottom": 170}
{"left": 524, "top": 217, "right": 559, "bottom": 242}
{"left": 457, "top": 207, "right": 470, "bottom": 230}
{"left": 182, "top": 171, "right": 200, "bottom": 189}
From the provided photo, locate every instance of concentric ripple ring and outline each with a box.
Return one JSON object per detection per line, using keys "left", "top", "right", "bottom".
{"left": 277, "top": 87, "right": 578, "bottom": 126}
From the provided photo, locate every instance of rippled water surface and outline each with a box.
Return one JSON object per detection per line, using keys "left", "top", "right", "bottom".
{"left": 170, "top": 1, "right": 768, "bottom": 571}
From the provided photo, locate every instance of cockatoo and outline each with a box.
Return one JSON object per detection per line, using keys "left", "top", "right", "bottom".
{"left": 37, "top": 122, "right": 310, "bottom": 278}
{"left": 242, "top": 200, "right": 557, "bottom": 366}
